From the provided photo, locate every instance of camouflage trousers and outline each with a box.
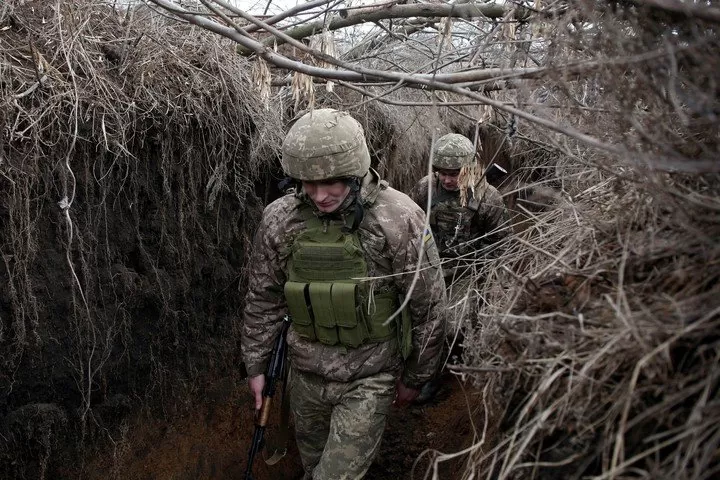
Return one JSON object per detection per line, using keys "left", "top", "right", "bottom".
{"left": 288, "top": 366, "right": 396, "bottom": 480}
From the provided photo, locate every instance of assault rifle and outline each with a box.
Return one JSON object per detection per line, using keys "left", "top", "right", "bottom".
{"left": 244, "top": 315, "right": 291, "bottom": 480}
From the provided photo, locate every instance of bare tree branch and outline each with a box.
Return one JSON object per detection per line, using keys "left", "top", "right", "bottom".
{"left": 342, "top": 18, "right": 437, "bottom": 61}
{"left": 630, "top": 0, "right": 720, "bottom": 24}
{"left": 148, "top": 0, "right": 719, "bottom": 173}
{"left": 246, "top": 0, "right": 339, "bottom": 34}
{"left": 148, "top": 0, "right": 522, "bottom": 84}
{"left": 236, "top": 2, "right": 515, "bottom": 54}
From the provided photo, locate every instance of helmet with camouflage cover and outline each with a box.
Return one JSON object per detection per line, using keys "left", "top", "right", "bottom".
{"left": 432, "top": 133, "right": 476, "bottom": 170}
{"left": 281, "top": 109, "right": 371, "bottom": 181}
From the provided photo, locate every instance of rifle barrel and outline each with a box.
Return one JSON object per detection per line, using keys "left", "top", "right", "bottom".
{"left": 244, "top": 425, "right": 265, "bottom": 480}
{"left": 243, "top": 316, "right": 291, "bottom": 480}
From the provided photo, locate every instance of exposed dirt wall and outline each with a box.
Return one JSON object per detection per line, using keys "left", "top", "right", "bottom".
{"left": 0, "top": 2, "right": 280, "bottom": 476}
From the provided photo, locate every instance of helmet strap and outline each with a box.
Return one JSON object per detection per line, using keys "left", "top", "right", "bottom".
{"left": 341, "top": 177, "right": 364, "bottom": 233}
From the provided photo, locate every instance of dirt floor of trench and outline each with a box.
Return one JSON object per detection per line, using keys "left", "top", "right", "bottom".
{"left": 84, "top": 372, "right": 490, "bottom": 480}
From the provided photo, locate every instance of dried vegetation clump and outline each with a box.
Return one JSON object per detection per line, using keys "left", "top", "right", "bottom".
{"left": 453, "top": 2, "right": 720, "bottom": 479}
{"left": 0, "top": 0, "right": 282, "bottom": 476}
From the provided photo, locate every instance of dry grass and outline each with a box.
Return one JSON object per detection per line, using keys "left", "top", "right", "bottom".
{"left": 1, "top": 0, "right": 281, "bottom": 476}
{"left": 460, "top": 157, "right": 720, "bottom": 480}
{"left": 431, "top": 2, "right": 720, "bottom": 479}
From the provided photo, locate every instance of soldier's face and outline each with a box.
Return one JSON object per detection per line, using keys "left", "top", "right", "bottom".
{"left": 302, "top": 180, "right": 351, "bottom": 213}
{"left": 437, "top": 169, "right": 461, "bottom": 191}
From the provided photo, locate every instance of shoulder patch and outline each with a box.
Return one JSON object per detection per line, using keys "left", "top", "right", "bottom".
{"left": 423, "top": 227, "right": 441, "bottom": 267}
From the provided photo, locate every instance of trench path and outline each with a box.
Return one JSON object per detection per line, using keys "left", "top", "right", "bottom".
{"left": 88, "top": 373, "right": 486, "bottom": 480}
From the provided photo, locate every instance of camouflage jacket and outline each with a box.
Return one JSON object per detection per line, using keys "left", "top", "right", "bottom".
{"left": 410, "top": 174, "right": 510, "bottom": 261}
{"left": 241, "top": 170, "right": 446, "bottom": 389}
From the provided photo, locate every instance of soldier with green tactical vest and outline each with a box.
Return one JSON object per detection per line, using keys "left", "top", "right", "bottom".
{"left": 241, "top": 109, "right": 446, "bottom": 480}
{"left": 410, "top": 133, "right": 510, "bottom": 402}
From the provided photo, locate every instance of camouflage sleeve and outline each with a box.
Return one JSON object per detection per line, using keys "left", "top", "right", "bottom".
{"left": 475, "top": 186, "right": 511, "bottom": 255}
{"left": 241, "top": 204, "right": 289, "bottom": 377}
{"left": 409, "top": 177, "right": 430, "bottom": 212}
{"left": 393, "top": 207, "right": 447, "bottom": 389}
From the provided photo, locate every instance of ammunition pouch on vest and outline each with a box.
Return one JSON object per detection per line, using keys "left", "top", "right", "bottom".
{"left": 285, "top": 206, "right": 410, "bottom": 355}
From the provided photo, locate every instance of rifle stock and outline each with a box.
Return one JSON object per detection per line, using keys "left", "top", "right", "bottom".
{"left": 244, "top": 315, "right": 291, "bottom": 480}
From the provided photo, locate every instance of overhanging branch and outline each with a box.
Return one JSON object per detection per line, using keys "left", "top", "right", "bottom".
{"left": 147, "top": 0, "right": 718, "bottom": 173}
{"left": 629, "top": 0, "right": 720, "bottom": 24}
{"left": 236, "top": 2, "right": 514, "bottom": 54}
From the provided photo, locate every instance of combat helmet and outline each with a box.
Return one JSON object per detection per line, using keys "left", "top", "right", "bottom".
{"left": 432, "top": 133, "right": 476, "bottom": 170}
{"left": 281, "top": 109, "right": 371, "bottom": 181}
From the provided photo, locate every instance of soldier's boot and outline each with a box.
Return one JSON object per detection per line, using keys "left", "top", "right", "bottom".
{"left": 414, "top": 377, "right": 442, "bottom": 404}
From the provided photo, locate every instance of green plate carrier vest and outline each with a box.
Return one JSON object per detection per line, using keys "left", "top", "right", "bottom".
{"left": 429, "top": 180, "right": 481, "bottom": 255}
{"left": 284, "top": 207, "right": 410, "bottom": 354}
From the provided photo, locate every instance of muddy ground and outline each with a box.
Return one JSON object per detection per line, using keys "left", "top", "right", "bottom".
{"left": 83, "top": 371, "right": 488, "bottom": 480}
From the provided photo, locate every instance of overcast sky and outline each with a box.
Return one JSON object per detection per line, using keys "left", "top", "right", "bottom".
{"left": 232, "top": 0, "right": 290, "bottom": 15}
{"left": 232, "top": 0, "right": 338, "bottom": 16}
